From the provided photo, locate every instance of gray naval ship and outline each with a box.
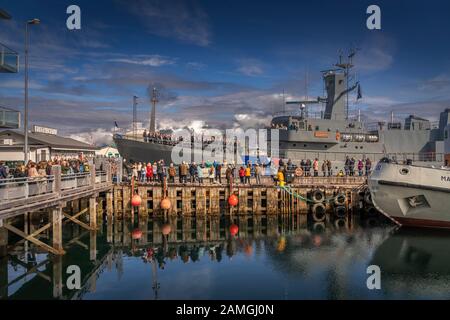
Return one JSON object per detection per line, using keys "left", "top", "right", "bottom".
{"left": 114, "top": 52, "right": 448, "bottom": 170}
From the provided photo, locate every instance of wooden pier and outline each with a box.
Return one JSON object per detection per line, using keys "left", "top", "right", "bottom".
{"left": 0, "top": 170, "right": 375, "bottom": 257}
{"left": 0, "top": 163, "right": 113, "bottom": 256}
{"left": 110, "top": 176, "right": 369, "bottom": 218}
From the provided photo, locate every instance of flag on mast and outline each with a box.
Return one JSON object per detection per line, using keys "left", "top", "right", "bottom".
{"left": 357, "top": 83, "right": 362, "bottom": 100}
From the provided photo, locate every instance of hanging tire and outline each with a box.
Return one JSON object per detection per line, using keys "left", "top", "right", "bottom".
{"left": 364, "top": 191, "right": 373, "bottom": 205}
{"left": 334, "top": 205, "right": 347, "bottom": 218}
{"left": 334, "top": 193, "right": 347, "bottom": 206}
{"left": 334, "top": 218, "right": 346, "bottom": 229}
{"left": 312, "top": 203, "right": 326, "bottom": 222}
{"left": 311, "top": 189, "right": 325, "bottom": 203}
{"left": 364, "top": 217, "right": 378, "bottom": 228}
{"left": 313, "top": 222, "right": 325, "bottom": 233}
{"left": 365, "top": 205, "right": 378, "bottom": 217}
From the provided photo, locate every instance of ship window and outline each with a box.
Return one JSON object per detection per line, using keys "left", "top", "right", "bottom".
{"left": 355, "top": 146, "right": 358, "bottom": 149}
{"left": 324, "top": 145, "right": 328, "bottom": 149}
{"left": 293, "top": 144, "right": 296, "bottom": 147}
{"left": 304, "top": 144, "right": 307, "bottom": 147}
{"left": 315, "top": 126, "right": 319, "bottom": 130}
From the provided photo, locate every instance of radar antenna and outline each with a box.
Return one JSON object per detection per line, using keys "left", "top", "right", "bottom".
{"left": 335, "top": 47, "right": 360, "bottom": 120}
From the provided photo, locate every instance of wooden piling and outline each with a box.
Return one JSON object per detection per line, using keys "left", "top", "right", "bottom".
{"left": 89, "top": 196, "right": 97, "bottom": 229}
{"left": 0, "top": 224, "right": 7, "bottom": 258}
{"left": 52, "top": 255, "right": 63, "bottom": 298}
{"left": 51, "top": 206, "right": 63, "bottom": 254}
{"left": 195, "top": 188, "right": 206, "bottom": 215}
{"left": 106, "top": 191, "right": 113, "bottom": 218}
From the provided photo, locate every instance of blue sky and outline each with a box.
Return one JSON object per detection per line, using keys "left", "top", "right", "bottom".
{"left": 1, "top": 0, "right": 450, "bottom": 144}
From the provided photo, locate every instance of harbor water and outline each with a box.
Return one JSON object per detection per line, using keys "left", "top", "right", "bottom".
{"left": 2, "top": 212, "right": 450, "bottom": 300}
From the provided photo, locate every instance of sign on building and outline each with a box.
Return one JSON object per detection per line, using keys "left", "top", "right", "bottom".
{"left": 32, "top": 125, "right": 58, "bottom": 135}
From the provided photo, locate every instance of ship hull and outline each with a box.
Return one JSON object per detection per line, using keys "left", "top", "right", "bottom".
{"left": 369, "top": 161, "right": 450, "bottom": 229}
{"left": 114, "top": 136, "right": 243, "bottom": 164}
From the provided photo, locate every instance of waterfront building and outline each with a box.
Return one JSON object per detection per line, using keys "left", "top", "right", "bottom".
{"left": 96, "top": 145, "right": 121, "bottom": 158}
{"left": 0, "top": 125, "right": 98, "bottom": 162}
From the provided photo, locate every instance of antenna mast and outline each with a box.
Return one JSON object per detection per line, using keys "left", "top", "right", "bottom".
{"left": 336, "top": 48, "right": 358, "bottom": 120}
{"left": 150, "top": 87, "right": 158, "bottom": 133}
{"left": 132, "top": 96, "right": 138, "bottom": 140}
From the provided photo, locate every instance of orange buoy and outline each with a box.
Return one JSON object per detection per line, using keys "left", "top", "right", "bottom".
{"left": 313, "top": 235, "right": 322, "bottom": 247}
{"left": 132, "top": 228, "right": 143, "bottom": 240}
{"left": 162, "top": 223, "right": 172, "bottom": 235}
{"left": 228, "top": 194, "right": 238, "bottom": 207}
{"left": 131, "top": 194, "right": 142, "bottom": 207}
{"left": 229, "top": 224, "right": 239, "bottom": 236}
{"left": 160, "top": 197, "right": 171, "bottom": 210}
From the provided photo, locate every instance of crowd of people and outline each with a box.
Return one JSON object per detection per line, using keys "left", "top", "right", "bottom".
{"left": 130, "top": 160, "right": 265, "bottom": 186}
{"left": 0, "top": 157, "right": 94, "bottom": 180}
{"left": 141, "top": 130, "right": 241, "bottom": 149}
{"left": 129, "top": 156, "right": 372, "bottom": 187}
{"left": 343, "top": 156, "right": 372, "bottom": 177}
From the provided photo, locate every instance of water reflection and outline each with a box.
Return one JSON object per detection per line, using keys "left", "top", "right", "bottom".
{"left": 2, "top": 213, "right": 450, "bottom": 299}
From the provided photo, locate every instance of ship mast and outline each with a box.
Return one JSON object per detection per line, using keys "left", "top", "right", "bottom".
{"left": 335, "top": 48, "right": 358, "bottom": 120}
{"left": 132, "top": 95, "right": 138, "bottom": 140}
{"left": 150, "top": 87, "right": 158, "bottom": 133}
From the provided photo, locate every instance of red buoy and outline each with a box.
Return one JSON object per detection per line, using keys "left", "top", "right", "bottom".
{"left": 131, "top": 194, "right": 142, "bottom": 207}
{"left": 228, "top": 194, "right": 238, "bottom": 207}
{"left": 162, "top": 223, "right": 172, "bottom": 235}
{"left": 160, "top": 197, "right": 171, "bottom": 210}
{"left": 132, "top": 228, "right": 143, "bottom": 240}
{"left": 229, "top": 224, "right": 239, "bottom": 236}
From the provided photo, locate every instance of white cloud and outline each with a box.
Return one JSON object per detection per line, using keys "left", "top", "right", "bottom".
{"left": 69, "top": 128, "right": 114, "bottom": 146}
{"left": 108, "top": 55, "right": 175, "bottom": 67}
{"left": 237, "top": 59, "right": 264, "bottom": 76}
{"left": 354, "top": 34, "right": 396, "bottom": 73}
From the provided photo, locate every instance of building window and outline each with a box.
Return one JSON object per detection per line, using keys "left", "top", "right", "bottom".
{"left": 445, "top": 130, "right": 448, "bottom": 139}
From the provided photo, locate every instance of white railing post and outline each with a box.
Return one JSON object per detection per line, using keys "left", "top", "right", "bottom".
{"left": 90, "top": 159, "right": 96, "bottom": 188}
{"left": 51, "top": 165, "right": 61, "bottom": 196}
{"left": 106, "top": 163, "right": 111, "bottom": 183}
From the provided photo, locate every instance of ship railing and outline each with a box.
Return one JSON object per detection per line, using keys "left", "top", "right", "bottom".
{"left": 272, "top": 110, "right": 359, "bottom": 121}
{"left": 386, "top": 152, "right": 444, "bottom": 162}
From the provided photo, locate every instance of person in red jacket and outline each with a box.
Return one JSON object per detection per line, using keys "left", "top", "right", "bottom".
{"left": 146, "top": 162, "right": 153, "bottom": 182}
{"left": 239, "top": 166, "right": 245, "bottom": 184}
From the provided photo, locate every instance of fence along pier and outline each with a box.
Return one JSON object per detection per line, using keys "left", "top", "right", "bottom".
{"left": 0, "top": 162, "right": 113, "bottom": 255}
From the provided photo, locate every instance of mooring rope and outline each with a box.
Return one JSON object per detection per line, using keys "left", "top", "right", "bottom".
{"left": 278, "top": 182, "right": 367, "bottom": 204}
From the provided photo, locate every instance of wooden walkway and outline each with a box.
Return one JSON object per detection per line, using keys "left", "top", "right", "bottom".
{"left": 0, "top": 164, "right": 113, "bottom": 256}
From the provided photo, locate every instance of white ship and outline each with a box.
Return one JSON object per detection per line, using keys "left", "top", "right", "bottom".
{"left": 368, "top": 158, "right": 450, "bottom": 229}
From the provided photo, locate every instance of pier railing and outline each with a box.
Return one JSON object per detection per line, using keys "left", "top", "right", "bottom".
{"left": 0, "top": 176, "right": 55, "bottom": 202}
{"left": 0, "top": 164, "right": 113, "bottom": 216}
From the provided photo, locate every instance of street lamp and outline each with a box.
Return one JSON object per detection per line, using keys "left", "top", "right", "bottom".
{"left": 24, "top": 18, "right": 40, "bottom": 164}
